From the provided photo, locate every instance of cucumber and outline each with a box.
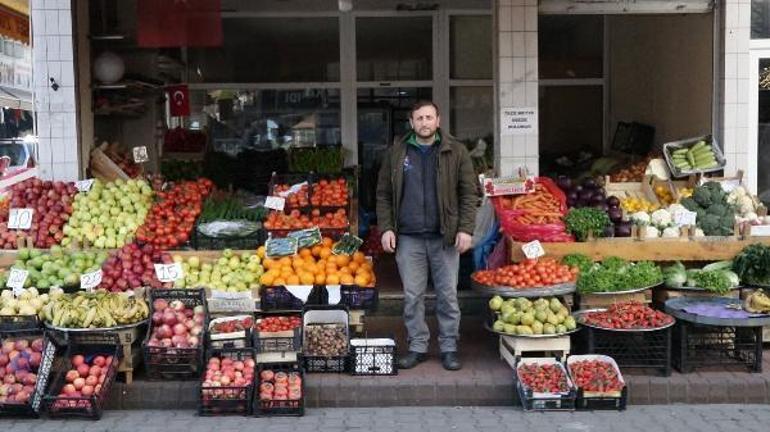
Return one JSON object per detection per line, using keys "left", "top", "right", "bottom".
{"left": 672, "top": 148, "right": 688, "bottom": 156}
{"left": 686, "top": 150, "right": 696, "bottom": 167}
{"left": 690, "top": 141, "right": 707, "bottom": 152}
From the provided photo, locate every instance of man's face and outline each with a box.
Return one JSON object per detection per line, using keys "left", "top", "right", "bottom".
{"left": 410, "top": 105, "right": 440, "bottom": 140}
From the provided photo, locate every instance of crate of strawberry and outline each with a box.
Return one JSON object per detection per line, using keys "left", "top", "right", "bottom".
{"left": 577, "top": 302, "right": 675, "bottom": 331}
{"left": 515, "top": 358, "right": 576, "bottom": 411}
{"left": 567, "top": 355, "right": 627, "bottom": 410}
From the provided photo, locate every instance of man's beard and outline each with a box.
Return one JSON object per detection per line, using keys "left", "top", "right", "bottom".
{"left": 415, "top": 127, "right": 436, "bottom": 140}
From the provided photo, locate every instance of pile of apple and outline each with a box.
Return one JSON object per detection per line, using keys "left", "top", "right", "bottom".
{"left": 259, "top": 369, "right": 302, "bottom": 402}
{"left": 146, "top": 298, "right": 205, "bottom": 349}
{"left": 62, "top": 178, "right": 154, "bottom": 249}
{"left": 5, "top": 247, "right": 108, "bottom": 290}
{"left": 0, "top": 337, "right": 45, "bottom": 405}
{"left": 0, "top": 178, "right": 77, "bottom": 249}
{"left": 135, "top": 179, "right": 213, "bottom": 249}
{"left": 174, "top": 249, "right": 263, "bottom": 293}
{"left": 99, "top": 242, "right": 172, "bottom": 291}
{"left": 52, "top": 354, "right": 115, "bottom": 407}
{"left": 201, "top": 355, "right": 256, "bottom": 400}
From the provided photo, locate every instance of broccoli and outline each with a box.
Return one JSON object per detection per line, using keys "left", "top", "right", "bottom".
{"left": 700, "top": 214, "right": 722, "bottom": 235}
{"left": 695, "top": 208, "right": 707, "bottom": 222}
{"left": 693, "top": 187, "right": 713, "bottom": 208}
{"left": 719, "top": 215, "right": 736, "bottom": 234}
{"left": 707, "top": 204, "right": 728, "bottom": 217}
{"left": 680, "top": 197, "right": 698, "bottom": 212}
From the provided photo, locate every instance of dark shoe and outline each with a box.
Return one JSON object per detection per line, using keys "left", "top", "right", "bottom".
{"left": 441, "top": 352, "right": 462, "bottom": 371}
{"left": 398, "top": 351, "right": 427, "bottom": 369}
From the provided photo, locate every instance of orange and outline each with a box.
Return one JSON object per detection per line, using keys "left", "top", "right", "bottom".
{"left": 326, "top": 274, "right": 340, "bottom": 285}
{"left": 304, "top": 263, "right": 318, "bottom": 275}
{"left": 256, "top": 246, "right": 266, "bottom": 259}
{"left": 292, "top": 258, "right": 305, "bottom": 269}
{"left": 354, "top": 274, "right": 370, "bottom": 286}
{"left": 340, "top": 274, "right": 355, "bottom": 285}
{"left": 278, "top": 257, "right": 292, "bottom": 267}
{"left": 311, "top": 245, "right": 322, "bottom": 257}
{"left": 325, "top": 263, "right": 338, "bottom": 273}
{"left": 319, "top": 248, "right": 332, "bottom": 259}
{"left": 339, "top": 266, "right": 352, "bottom": 275}
{"left": 287, "top": 275, "right": 300, "bottom": 285}
{"left": 281, "top": 266, "right": 294, "bottom": 276}
{"left": 260, "top": 273, "right": 275, "bottom": 285}
{"left": 299, "top": 248, "right": 312, "bottom": 258}
{"left": 360, "top": 262, "right": 373, "bottom": 272}
{"left": 352, "top": 251, "right": 365, "bottom": 263}
{"left": 314, "top": 273, "right": 326, "bottom": 284}
{"left": 300, "top": 273, "right": 315, "bottom": 285}
{"left": 334, "top": 255, "right": 351, "bottom": 267}
{"left": 347, "top": 261, "right": 360, "bottom": 272}
{"left": 273, "top": 277, "right": 286, "bottom": 285}
{"left": 322, "top": 237, "right": 333, "bottom": 247}
{"left": 262, "top": 258, "right": 276, "bottom": 270}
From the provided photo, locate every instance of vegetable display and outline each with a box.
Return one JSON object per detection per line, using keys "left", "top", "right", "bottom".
{"left": 473, "top": 258, "right": 578, "bottom": 288}
{"left": 561, "top": 254, "right": 593, "bottom": 274}
{"left": 577, "top": 257, "right": 662, "bottom": 294}
{"left": 564, "top": 208, "right": 612, "bottom": 241}
{"left": 496, "top": 183, "right": 564, "bottom": 225}
{"left": 733, "top": 243, "right": 770, "bottom": 286}
{"left": 579, "top": 302, "right": 674, "bottom": 330}
{"left": 257, "top": 316, "right": 302, "bottom": 333}
{"left": 198, "top": 194, "right": 266, "bottom": 224}
{"left": 273, "top": 183, "right": 309, "bottom": 209}
{"left": 135, "top": 179, "right": 213, "bottom": 249}
{"left": 680, "top": 182, "right": 736, "bottom": 236}
{"left": 667, "top": 140, "right": 720, "bottom": 172}
{"left": 663, "top": 261, "right": 739, "bottom": 294}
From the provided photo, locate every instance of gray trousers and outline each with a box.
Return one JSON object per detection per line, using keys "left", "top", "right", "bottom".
{"left": 395, "top": 234, "right": 461, "bottom": 353}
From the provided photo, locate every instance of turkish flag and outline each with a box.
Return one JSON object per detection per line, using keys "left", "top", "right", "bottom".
{"left": 167, "top": 85, "right": 191, "bottom": 117}
{"left": 137, "top": 0, "right": 222, "bottom": 48}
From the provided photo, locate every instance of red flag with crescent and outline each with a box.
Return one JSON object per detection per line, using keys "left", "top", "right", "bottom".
{"left": 167, "top": 85, "right": 191, "bottom": 117}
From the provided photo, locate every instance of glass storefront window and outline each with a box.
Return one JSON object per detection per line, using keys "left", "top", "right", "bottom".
{"left": 450, "top": 16, "right": 492, "bottom": 80}
{"left": 539, "top": 15, "right": 604, "bottom": 79}
{"left": 191, "top": 88, "right": 341, "bottom": 153}
{"left": 757, "top": 59, "right": 770, "bottom": 202}
{"left": 450, "top": 86, "right": 493, "bottom": 172}
{"left": 188, "top": 18, "right": 340, "bottom": 83}
{"left": 356, "top": 17, "right": 433, "bottom": 81}
{"left": 753, "top": 0, "right": 770, "bottom": 39}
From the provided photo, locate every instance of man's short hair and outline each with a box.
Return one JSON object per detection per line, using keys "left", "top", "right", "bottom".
{"left": 410, "top": 100, "right": 440, "bottom": 119}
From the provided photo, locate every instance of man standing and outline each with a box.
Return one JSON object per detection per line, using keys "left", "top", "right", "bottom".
{"left": 376, "top": 101, "right": 478, "bottom": 371}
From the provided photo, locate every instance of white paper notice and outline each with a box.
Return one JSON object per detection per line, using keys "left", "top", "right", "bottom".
{"left": 264, "top": 196, "right": 286, "bottom": 212}
{"left": 326, "top": 285, "right": 341, "bottom": 305}
{"left": 285, "top": 285, "right": 313, "bottom": 303}
{"left": 501, "top": 107, "right": 538, "bottom": 136}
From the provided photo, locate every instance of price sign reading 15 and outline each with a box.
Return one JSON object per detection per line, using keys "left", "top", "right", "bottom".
{"left": 154, "top": 263, "right": 184, "bottom": 283}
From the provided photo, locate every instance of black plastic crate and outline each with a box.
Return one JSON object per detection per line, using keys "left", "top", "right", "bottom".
{"left": 207, "top": 315, "right": 254, "bottom": 350}
{"left": 192, "top": 226, "right": 266, "bottom": 251}
{"left": 0, "top": 315, "right": 40, "bottom": 332}
{"left": 254, "top": 362, "right": 304, "bottom": 417}
{"left": 340, "top": 285, "right": 378, "bottom": 310}
{"left": 302, "top": 306, "right": 349, "bottom": 373}
{"left": 42, "top": 332, "right": 122, "bottom": 420}
{"left": 0, "top": 330, "right": 56, "bottom": 418}
{"left": 143, "top": 289, "right": 208, "bottom": 380}
{"left": 260, "top": 286, "right": 327, "bottom": 311}
{"left": 581, "top": 327, "right": 672, "bottom": 377}
{"left": 349, "top": 338, "right": 397, "bottom": 376}
{"left": 672, "top": 322, "right": 763, "bottom": 373}
{"left": 254, "top": 311, "right": 302, "bottom": 354}
{"left": 198, "top": 348, "right": 256, "bottom": 416}
{"left": 575, "top": 387, "right": 628, "bottom": 410}
{"left": 516, "top": 380, "right": 577, "bottom": 411}
{"left": 303, "top": 356, "right": 347, "bottom": 373}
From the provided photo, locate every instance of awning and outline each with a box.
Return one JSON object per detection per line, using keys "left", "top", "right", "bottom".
{"left": 0, "top": 86, "right": 31, "bottom": 111}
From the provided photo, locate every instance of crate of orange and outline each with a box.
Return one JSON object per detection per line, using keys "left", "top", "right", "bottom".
{"left": 264, "top": 209, "right": 350, "bottom": 240}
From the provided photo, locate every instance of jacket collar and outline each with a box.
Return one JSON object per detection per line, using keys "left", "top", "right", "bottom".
{"left": 402, "top": 128, "right": 452, "bottom": 153}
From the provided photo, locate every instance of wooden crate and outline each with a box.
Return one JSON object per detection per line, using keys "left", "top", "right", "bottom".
{"left": 114, "top": 324, "right": 147, "bottom": 385}
{"left": 578, "top": 289, "right": 653, "bottom": 310}
{"left": 499, "top": 334, "right": 571, "bottom": 369}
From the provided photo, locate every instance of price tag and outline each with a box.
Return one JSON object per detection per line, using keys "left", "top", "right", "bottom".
{"left": 80, "top": 269, "right": 103, "bottom": 292}
{"left": 719, "top": 179, "right": 741, "bottom": 193}
{"left": 749, "top": 225, "right": 770, "bottom": 237}
{"left": 132, "top": 146, "right": 149, "bottom": 163}
{"left": 521, "top": 240, "right": 546, "bottom": 259}
{"left": 264, "top": 196, "right": 286, "bottom": 212}
{"left": 154, "top": 263, "right": 184, "bottom": 283}
{"left": 672, "top": 210, "right": 698, "bottom": 227}
{"left": 7, "top": 268, "right": 28, "bottom": 295}
{"left": 8, "top": 208, "right": 33, "bottom": 229}
{"left": 75, "top": 179, "right": 95, "bottom": 192}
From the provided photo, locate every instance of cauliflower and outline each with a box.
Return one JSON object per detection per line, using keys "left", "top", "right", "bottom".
{"left": 744, "top": 211, "right": 759, "bottom": 223}
{"left": 667, "top": 203, "right": 687, "bottom": 214}
{"left": 643, "top": 226, "right": 660, "bottom": 238}
{"left": 662, "top": 227, "right": 680, "bottom": 238}
{"left": 693, "top": 228, "right": 705, "bottom": 237}
{"left": 651, "top": 209, "right": 673, "bottom": 228}
{"left": 630, "top": 211, "right": 650, "bottom": 226}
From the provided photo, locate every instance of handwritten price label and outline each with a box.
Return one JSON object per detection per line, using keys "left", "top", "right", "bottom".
{"left": 132, "top": 146, "right": 149, "bottom": 163}
{"left": 154, "top": 263, "right": 184, "bottom": 283}
{"left": 75, "top": 179, "right": 95, "bottom": 192}
{"left": 264, "top": 196, "right": 286, "bottom": 212}
{"left": 521, "top": 240, "right": 546, "bottom": 259}
{"left": 80, "top": 269, "right": 103, "bottom": 292}
{"left": 7, "top": 268, "right": 28, "bottom": 295}
{"left": 672, "top": 210, "right": 697, "bottom": 227}
{"left": 8, "top": 208, "right": 33, "bottom": 229}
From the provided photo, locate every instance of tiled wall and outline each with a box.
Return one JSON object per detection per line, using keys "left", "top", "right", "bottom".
{"left": 31, "top": 0, "right": 79, "bottom": 181}
{"left": 497, "top": 0, "right": 539, "bottom": 176}
{"left": 720, "top": 0, "right": 751, "bottom": 188}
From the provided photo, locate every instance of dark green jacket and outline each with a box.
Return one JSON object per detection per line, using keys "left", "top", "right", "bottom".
{"left": 376, "top": 129, "right": 479, "bottom": 245}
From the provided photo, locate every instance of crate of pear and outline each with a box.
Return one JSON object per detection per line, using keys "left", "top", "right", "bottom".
{"left": 488, "top": 296, "right": 578, "bottom": 337}
{"left": 0, "top": 246, "right": 108, "bottom": 291}
{"left": 173, "top": 249, "right": 264, "bottom": 294}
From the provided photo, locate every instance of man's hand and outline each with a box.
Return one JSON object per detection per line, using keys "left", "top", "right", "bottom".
{"left": 455, "top": 232, "right": 472, "bottom": 254}
{"left": 381, "top": 230, "right": 397, "bottom": 253}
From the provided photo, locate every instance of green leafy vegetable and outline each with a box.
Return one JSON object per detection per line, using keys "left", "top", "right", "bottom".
{"left": 564, "top": 208, "right": 612, "bottom": 242}
{"left": 561, "top": 254, "right": 593, "bottom": 273}
{"left": 733, "top": 243, "right": 770, "bottom": 285}
{"left": 577, "top": 259, "right": 662, "bottom": 294}
{"left": 663, "top": 262, "right": 687, "bottom": 288}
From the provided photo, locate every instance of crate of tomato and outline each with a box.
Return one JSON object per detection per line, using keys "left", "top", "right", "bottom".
{"left": 269, "top": 173, "right": 311, "bottom": 211}
{"left": 207, "top": 315, "right": 254, "bottom": 350}
{"left": 566, "top": 355, "right": 627, "bottom": 410}
{"left": 515, "top": 358, "right": 576, "bottom": 411}
{"left": 253, "top": 311, "right": 302, "bottom": 361}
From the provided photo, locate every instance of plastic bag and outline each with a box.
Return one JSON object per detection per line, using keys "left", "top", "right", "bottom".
{"left": 493, "top": 177, "right": 574, "bottom": 243}
{"left": 197, "top": 220, "right": 261, "bottom": 238}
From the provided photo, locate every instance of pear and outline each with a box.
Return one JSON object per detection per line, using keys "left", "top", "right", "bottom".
{"left": 531, "top": 321, "right": 544, "bottom": 335}
{"left": 504, "top": 323, "right": 518, "bottom": 335}
{"left": 543, "top": 323, "right": 557, "bottom": 335}
{"left": 550, "top": 298, "right": 563, "bottom": 313}
{"left": 520, "top": 312, "right": 535, "bottom": 326}
{"left": 489, "top": 295, "right": 504, "bottom": 311}
{"left": 493, "top": 320, "right": 505, "bottom": 332}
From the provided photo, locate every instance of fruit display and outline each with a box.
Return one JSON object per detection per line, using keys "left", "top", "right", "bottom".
{"left": 620, "top": 196, "right": 660, "bottom": 213}
{"left": 264, "top": 209, "right": 349, "bottom": 231}
{"left": 579, "top": 302, "right": 674, "bottom": 330}
{"left": 259, "top": 240, "right": 375, "bottom": 287}
{"left": 667, "top": 140, "right": 720, "bottom": 172}
{"left": 568, "top": 357, "right": 624, "bottom": 394}
{"left": 106, "top": 147, "right": 142, "bottom": 178}
{"left": 0, "top": 287, "right": 63, "bottom": 318}
{"left": 576, "top": 256, "right": 662, "bottom": 294}
{"left": 146, "top": 299, "right": 205, "bottom": 349}
{"left": 608, "top": 155, "right": 654, "bottom": 182}
{"left": 209, "top": 316, "right": 254, "bottom": 335}
{"left": 174, "top": 249, "right": 263, "bottom": 292}
{"left": 472, "top": 258, "right": 578, "bottom": 288}
{"left": 744, "top": 289, "right": 770, "bottom": 314}
{"left": 50, "top": 354, "right": 116, "bottom": 407}
{"left": 42, "top": 291, "right": 150, "bottom": 329}
{"left": 0, "top": 247, "right": 108, "bottom": 290}
{"left": 0, "top": 179, "right": 78, "bottom": 249}
{"left": 256, "top": 315, "right": 301, "bottom": 333}
{"left": 517, "top": 361, "right": 571, "bottom": 393}
{"left": 489, "top": 297, "right": 577, "bottom": 336}
{"left": 98, "top": 242, "right": 172, "bottom": 291}
{"left": 0, "top": 336, "right": 46, "bottom": 405}
{"left": 135, "top": 179, "right": 213, "bottom": 249}
{"left": 258, "top": 368, "right": 302, "bottom": 402}
{"left": 304, "top": 323, "right": 347, "bottom": 357}
{"left": 310, "top": 178, "right": 348, "bottom": 207}
{"left": 62, "top": 178, "right": 154, "bottom": 249}
{"left": 273, "top": 183, "right": 309, "bottom": 208}
{"left": 201, "top": 355, "right": 256, "bottom": 400}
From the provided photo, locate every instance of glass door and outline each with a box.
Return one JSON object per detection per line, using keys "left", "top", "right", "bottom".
{"left": 750, "top": 50, "right": 770, "bottom": 204}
